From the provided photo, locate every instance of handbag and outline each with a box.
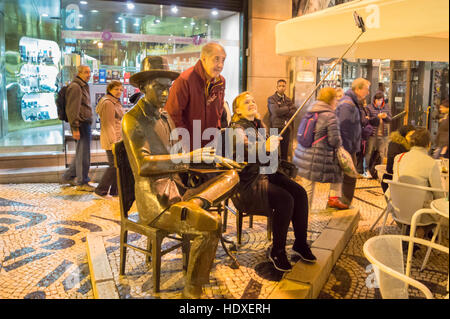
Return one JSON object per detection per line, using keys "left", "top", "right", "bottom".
{"left": 337, "top": 146, "right": 361, "bottom": 178}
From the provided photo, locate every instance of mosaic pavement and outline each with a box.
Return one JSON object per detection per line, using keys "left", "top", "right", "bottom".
{"left": 0, "top": 179, "right": 448, "bottom": 299}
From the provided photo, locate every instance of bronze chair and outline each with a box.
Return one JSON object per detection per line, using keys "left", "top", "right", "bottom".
{"left": 113, "top": 140, "right": 190, "bottom": 293}
{"left": 223, "top": 198, "right": 272, "bottom": 245}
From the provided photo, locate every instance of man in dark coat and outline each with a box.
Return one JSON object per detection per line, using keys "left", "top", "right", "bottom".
{"left": 123, "top": 56, "right": 240, "bottom": 298}
{"left": 267, "top": 79, "right": 297, "bottom": 160}
{"left": 62, "top": 65, "right": 95, "bottom": 191}
{"left": 165, "top": 42, "right": 226, "bottom": 150}
{"left": 336, "top": 78, "right": 371, "bottom": 206}
{"left": 364, "top": 90, "right": 392, "bottom": 176}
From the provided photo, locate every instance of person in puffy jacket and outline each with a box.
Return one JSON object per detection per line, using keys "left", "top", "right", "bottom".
{"left": 94, "top": 81, "right": 126, "bottom": 197}
{"left": 380, "top": 124, "right": 415, "bottom": 193}
{"left": 336, "top": 78, "right": 371, "bottom": 206}
{"left": 293, "top": 87, "right": 348, "bottom": 210}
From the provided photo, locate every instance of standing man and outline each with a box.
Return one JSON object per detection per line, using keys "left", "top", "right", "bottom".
{"left": 62, "top": 65, "right": 95, "bottom": 191}
{"left": 165, "top": 42, "right": 226, "bottom": 150}
{"left": 336, "top": 78, "right": 371, "bottom": 206}
{"left": 124, "top": 56, "right": 240, "bottom": 298}
{"left": 267, "top": 79, "right": 297, "bottom": 160}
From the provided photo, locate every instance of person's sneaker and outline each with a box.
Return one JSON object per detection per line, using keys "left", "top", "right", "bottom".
{"left": 362, "top": 171, "right": 372, "bottom": 179}
{"left": 292, "top": 244, "right": 317, "bottom": 263}
{"left": 93, "top": 190, "right": 112, "bottom": 199}
{"left": 61, "top": 178, "right": 76, "bottom": 186}
{"left": 327, "top": 197, "right": 349, "bottom": 210}
{"left": 76, "top": 183, "right": 96, "bottom": 192}
{"left": 268, "top": 247, "right": 292, "bottom": 272}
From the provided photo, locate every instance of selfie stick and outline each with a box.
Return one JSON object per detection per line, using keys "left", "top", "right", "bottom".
{"left": 279, "top": 11, "right": 367, "bottom": 136}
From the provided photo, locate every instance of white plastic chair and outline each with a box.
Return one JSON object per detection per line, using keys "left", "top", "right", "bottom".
{"left": 369, "top": 163, "right": 390, "bottom": 233}
{"left": 383, "top": 176, "right": 445, "bottom": 234}
{"left": 406, "top": 207, "right": 449, "bottom": 276}
{"left": 363, "top": 235, "right": 449, "bottom": 299}
{"left": 374, "top": 164, "right": 387, "bottom": 183}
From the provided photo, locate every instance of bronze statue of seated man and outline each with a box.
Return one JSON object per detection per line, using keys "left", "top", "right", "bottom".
{"left": 122, "top": 56, "right": 240, "bottom": 298}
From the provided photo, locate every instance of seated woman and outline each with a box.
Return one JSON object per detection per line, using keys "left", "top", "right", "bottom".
{"left": 226, "top": 91, "right": 315, "bottom": 272}
{"left": 380, "top": 124, "right": 415, "bottom": 193}
{"left": 391, "top": 127, "right": 445, "bottom": 239}
{"left": 392, "top": 127, "right": 444, "bottom": 206}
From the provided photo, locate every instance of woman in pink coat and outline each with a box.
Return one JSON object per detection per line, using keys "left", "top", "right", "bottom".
{"left": 94, "top": 81, "right": 125, "bottom": 197}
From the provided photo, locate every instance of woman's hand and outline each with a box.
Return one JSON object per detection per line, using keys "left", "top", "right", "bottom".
{"left": 265, "top": 135, "right": 282, "bottom": 153}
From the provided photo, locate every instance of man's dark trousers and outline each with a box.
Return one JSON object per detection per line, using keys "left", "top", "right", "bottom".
{"left": 63, "top": 121, "right": 92, "bottom": 185}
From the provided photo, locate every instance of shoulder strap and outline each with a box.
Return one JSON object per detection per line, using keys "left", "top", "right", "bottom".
{"left": 396, "top": 152, "right": 407, "bottom": 177}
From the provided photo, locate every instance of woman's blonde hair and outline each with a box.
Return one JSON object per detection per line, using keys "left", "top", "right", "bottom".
{"left": 231, "top": 91, "right": 251, "bottom": 122}
{"left": 317, "top": 87, "right": 337, "bottom": 105}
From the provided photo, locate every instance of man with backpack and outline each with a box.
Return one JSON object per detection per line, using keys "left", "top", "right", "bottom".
{"left": 61, "top": 65, "right": 95, "bottom": 191}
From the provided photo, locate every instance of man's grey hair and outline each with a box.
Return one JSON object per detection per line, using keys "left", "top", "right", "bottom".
{"left": 352, "top": 78, "right": 370, "bottom": 91}
{"left": 77, "top": 65, "right": 90, "bottom": 73}
{"left": 201, "top": 42, "right": 226, "bottom": 58}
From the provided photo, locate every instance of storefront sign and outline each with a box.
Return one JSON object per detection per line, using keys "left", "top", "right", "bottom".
{"left": 99, "top": 69, "right": 106, "bottom": 84}
{"left": 296, "top": 71, "right": 315, "bottom": 83}
{"left": 123, "top": 72, "right": 130, "bottom": 84}
{"left": 65, "top": 4, "right": 80, "bottom": 29}
{"left": 61, "top": 30, "right": 239, "bottom": 47}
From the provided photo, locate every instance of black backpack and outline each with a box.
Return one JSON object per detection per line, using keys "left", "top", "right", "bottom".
{"left": 56, "top": 82, "right": 80, "bottom": 122}
{"left": 56, "top": 85, "right": 69, "bottom": 122}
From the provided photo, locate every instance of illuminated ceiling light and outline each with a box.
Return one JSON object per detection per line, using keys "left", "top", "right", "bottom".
{"left": 204, "top": 23, "right": 208, "bottom": 26}
{"left": 181, "top": 16, "right": 186, "bottom": 19}
{"left": 98, "top": 42, "right": 103, "bottom": 48}
{"left": 90, "top": 9, "right": 98, "bottom": 13}
{"left": 118, "top": 17, "right": 123, "bottom": 20}
{"left": 80, "top": 1, "right": 88, "bottom": 5}
{"left": 76, "top": 26, "right": 83, "bottom": 29}
{"left": 127, "top": 2, "right": 135, "bottom": 10}
{"left": 78, "top": 14, "right": 83, "bottom": 18}
{"left": 184, "top": 25, "right": 187, "bottom": 28}
{"left": 155, "top": 19, "right": 160, "bottom": 23}
{"left": 190, "top": 22, "right": 195, "bottom": 26}
{"left": 41, "top": 13, "right": 48, "bottom": 17}
{"left": 171, "top": 6, "right": 178, "bottom": 14}
{"left": 115, "top": 20, "right": 119, "bottom": 23}
{"left": 211, "top": 9, "right": 218, "bottom": 16}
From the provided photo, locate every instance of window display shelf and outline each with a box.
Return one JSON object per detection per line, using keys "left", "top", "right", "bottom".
{"left": 18, "top": 37, "right": 60, "bottom": 123}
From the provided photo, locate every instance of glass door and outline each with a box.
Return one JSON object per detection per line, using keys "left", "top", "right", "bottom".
{"left": 0, "top": 10, "right": 6, "bottom": 138}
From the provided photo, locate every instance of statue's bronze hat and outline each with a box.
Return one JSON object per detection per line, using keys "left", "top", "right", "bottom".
{"left": 130, "top": 56, "right": 179, "bottom": 88}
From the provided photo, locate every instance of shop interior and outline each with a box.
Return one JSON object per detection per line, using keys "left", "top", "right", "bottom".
{"left": 0, "top": 0, "right": 241, "bottom": 155}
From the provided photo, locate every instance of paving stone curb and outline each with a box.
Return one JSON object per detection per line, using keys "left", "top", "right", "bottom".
{"left": 86, "top": 234, "right": 119, "bottom": 299}
{"left": 268, "top": 208, "right": 360, "bottom": 299}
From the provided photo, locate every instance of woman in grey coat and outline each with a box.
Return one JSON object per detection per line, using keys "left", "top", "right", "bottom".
{"left": 293, "top": 87, "right": 348, "bottom": 210}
